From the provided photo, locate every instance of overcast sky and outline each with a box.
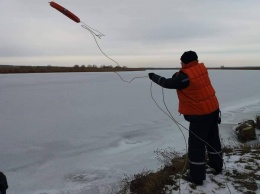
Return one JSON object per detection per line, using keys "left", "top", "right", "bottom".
{"left": 0, "top": 0, "right": 260, "bottom": 67}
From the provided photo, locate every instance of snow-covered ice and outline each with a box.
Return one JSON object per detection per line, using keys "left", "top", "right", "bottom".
{"left": 0, "top": 70, "right": 260, "bottom": 194}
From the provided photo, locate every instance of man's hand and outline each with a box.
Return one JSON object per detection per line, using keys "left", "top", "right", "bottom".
{"left": 148, "top": 73, "right": 155, "bottom": 80}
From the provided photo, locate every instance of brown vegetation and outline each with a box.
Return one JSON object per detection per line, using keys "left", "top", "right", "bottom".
{"left": 0, "top": 65, "right": 145, "bottom": 74}
{"left": 117, "top": 143, "right": 260, "bottom": 194}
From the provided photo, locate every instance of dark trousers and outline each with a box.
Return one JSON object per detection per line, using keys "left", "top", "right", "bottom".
{"left": 185, "top": 110, "right": 223, "bottom": 180}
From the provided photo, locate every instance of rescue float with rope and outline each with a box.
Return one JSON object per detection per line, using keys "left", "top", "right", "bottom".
{"left": 49, "top": 1, "right": 80, "bottom": 23}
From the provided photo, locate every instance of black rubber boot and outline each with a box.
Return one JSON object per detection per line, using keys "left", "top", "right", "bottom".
{"left": 183, "top": 173, "right": 203, "bottom": 185}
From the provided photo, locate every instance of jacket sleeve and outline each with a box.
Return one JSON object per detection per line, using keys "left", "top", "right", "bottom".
{"left": 150, "top": 72, "right": 190, "bottom": 89}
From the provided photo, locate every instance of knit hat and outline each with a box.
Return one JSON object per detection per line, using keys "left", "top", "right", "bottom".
{"left": 180, "top": 51, "right": 198, "bottom": 64}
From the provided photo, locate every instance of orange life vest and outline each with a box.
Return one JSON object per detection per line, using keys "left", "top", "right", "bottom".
{"left": 177, "top": 61, "right": 219, "bottom": 115}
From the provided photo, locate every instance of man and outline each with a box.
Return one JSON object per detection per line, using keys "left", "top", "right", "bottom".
{"left": 0, "top": 172, "right": 8, "bottom": 194}
{"left": 148, "top": 51, "right": 223, "bottom": 185}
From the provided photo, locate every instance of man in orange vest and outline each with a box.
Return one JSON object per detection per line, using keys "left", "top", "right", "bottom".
{"left": 148, "top": 51, "right": 223, "bottom": 185}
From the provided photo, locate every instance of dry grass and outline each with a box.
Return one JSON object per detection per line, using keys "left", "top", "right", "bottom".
{"left": 117, "top": 150, "right": 188, "bottom": 194}
{"left": 117, "top": 143, "right": 260, "bottom": 194}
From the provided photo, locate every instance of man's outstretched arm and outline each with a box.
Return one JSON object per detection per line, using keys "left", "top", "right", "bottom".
{"left": 148, "top": 72, "right": 190, "bottom": 89}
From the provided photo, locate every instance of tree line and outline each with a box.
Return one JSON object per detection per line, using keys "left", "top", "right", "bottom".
{"left": 0, "top": 65, "right": 145, "bottom": 74}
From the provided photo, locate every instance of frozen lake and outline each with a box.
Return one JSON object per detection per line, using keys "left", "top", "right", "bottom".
{"left": 0, "top": 70, "right": 260, "bottom": 194}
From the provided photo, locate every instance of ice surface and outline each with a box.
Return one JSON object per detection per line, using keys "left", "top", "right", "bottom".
{"left": 0, "top": 70, "right": 260, "bottom": 194}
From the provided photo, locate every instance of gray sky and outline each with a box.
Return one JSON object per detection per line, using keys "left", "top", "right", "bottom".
{"left": 1, "top": 0, "right": 260, "bottom": 67}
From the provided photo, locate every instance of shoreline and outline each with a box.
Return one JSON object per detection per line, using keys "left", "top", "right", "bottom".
{"left": 0, "top": 65, "right": 260, "bottom": 74}
{"left": 0, "top": 66, "right": 146, "bottom": 74}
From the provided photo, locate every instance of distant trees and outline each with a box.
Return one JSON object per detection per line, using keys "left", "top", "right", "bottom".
{"left": 87, "top": 64, "right": 97, "bottom": 68}
{"left": 79, "top": 64, "right": 128, "bottom": 69}
{"left": 115, "top": 65, "right": 127, "bottom": 69}
{"left": 75, "top": 64, "right": 125, "bottom": 69}
{"left": 100, "top": 65, "right": 113, "bottom": 68}
{"left": 0, "top": 64, "right": 145, "bottom": 74}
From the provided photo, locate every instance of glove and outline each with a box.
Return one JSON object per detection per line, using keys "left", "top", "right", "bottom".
{"left": 148, "top": 73, "right": 155, "bottom": 80}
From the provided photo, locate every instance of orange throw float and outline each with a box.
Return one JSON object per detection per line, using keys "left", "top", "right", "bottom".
{"left": 49, "top": 1, "right": 80, "bottom": 23}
